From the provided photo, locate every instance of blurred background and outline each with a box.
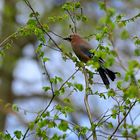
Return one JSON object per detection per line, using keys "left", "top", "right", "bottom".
{"left": 0, "top": 0, "right": 140, "bottom": 139}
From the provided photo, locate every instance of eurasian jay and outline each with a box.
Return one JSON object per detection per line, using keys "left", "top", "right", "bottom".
{"left": 64, "top": 34, "right": 116, "bottom": 88}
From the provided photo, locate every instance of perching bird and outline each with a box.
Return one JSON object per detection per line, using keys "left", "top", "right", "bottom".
{"left": 64, "top": 34, "right": 116, "bottom": 88}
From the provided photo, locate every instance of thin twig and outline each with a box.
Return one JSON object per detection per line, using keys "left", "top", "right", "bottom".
{"left": 0, "top": 32, "right": 17, "bottom": 48}
{"left": 49, "top": 30, "right": 65, "bottom": 39}
{"left": 23, "top": 0, "right": 62, "bottom": 51}
{"left": 42, "top": 43, "right": 61, "bottom": 52}
{"left": 109, "top": 100, "right": 137, "bottom": 139}
{"left": 22, "top": 49, "right": 56, "bottom": 140}
{"left": 66, "top": 10, "right": 77, "bottom": 33}
{"left": 96, "top": 130, "right": 136, "bottom": 139}
{"left": 21, "top": 1, "right": 59, "bottom": 136}
{"left": 87, "top": 113, "right": 114, "bottom": 139}
{"left": 22, "top": 94, "right": 55, "bottom": 140}
{"left": 123, "top": 110, "right": 129, "bottom": 140}
{"left": 110, "top": 34, "right": 127, "bottom": 71}
{"left": 83, "top": 67, "right": 97, "bottom": 140}
{"left": 121, "top": 13, "right": 140, "bottom": 23}
{"left": 24, "top": 0, "right": 75, "bottom": 63}
{"left": 103, "top": 0, "right": 127, "bottom": 72}
{"left": 43, "top": 61, "right": 54, "bottom": 95}
{"left": 59, "top": 68, "right": 79, "bottom": 91}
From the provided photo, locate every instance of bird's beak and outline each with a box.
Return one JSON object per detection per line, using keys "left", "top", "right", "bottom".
{"left": 63, "top": 37, "right": 71, "bottom": 42}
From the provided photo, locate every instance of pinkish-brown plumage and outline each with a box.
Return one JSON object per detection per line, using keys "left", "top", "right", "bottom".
{"left": 68, "top": 34, "right": 92, "bottom": 62}
{"left": 64, "top": 34, "right": 116, "bottom": 88}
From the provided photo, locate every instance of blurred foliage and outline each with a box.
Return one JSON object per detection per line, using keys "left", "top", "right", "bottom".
{"left": 0, "top": 0, "right": 140, "bottom": 140}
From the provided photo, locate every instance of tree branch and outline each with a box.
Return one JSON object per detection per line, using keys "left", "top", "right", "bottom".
{"left": 83, "top": 67, "right": 97, "bottom": 140}
{"left": 109, "top": 100, "right": 137, "bottom": 139}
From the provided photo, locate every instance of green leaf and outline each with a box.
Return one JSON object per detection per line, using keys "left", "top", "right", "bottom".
{"left": 36, "top": 44, "right": 42, "bottom": 53}
{"left": 103, "top": 26, "right": 108, "bottom": 33}
{"left": 55, "top": 104, "right": 73, "bottom": 117}
{"left": 0, "top": 132, "right": 12, "bottom": 140}
{"left": 120, "top": 30, "right": 130, "bottom": 40}
{"left": 27, "top": 19, "right": 37, "bottom": 26}
{"left": 39, "top": 51, "right": 44, "bottom": 58}
{"left": 58, "top": 120, "right": 68, "bottom": 132}
{"left": 119, "top": 105, "right": 125, "bottom": 112}
{"left": 48, "top": 17, "right": 56, "bottom": 22}
{"left": 43, "top": 57, "right": 50, "bottom": 62}
{"left": 59, "top": 87, "right": 65, "bottom": 95}
{"left": 29, "top": 122, "right": 34, "bottom": 130}
{"left": 79, "top": 126, "right": 88, "bottom": 136}
{"left": 125, "top": 85, "right": 139, "bottom": 98}
{"left": 4, "top": 43, "right": 12, "bottom": 50}
{"left": 42, "top": 86, "right": 51, "bottom": 92}
{"left": 34, "top": 28, "right": 45, "bottom": 42}
{"left": 117, "top": 81, "right": 123, "bottom": 89}
{"left": 96, "top": 33, "right": 102, "bottom": 41}
{"left": 55, "top": 104, "right": 62, "bottom": 111}
{"left": 91, "top": 123, "right": 97, "bottom": 130}
{"left": 131, "top": 127, "right": 138, "bottom": 135}
{"left": 42, "top": 112, "right": 50, "bottom": 118}
{"left": 107, "top": 122, "right": 113, "bottom": 129}
{"left": 108, "top": 89, "right": 116, "bottom": 97}
{"left": 38, "top": 119, "right": 48, "bottom": 128}
{"left": 64, "top": 106, "right": 74, "bottom": 113}
{"left": 63, "top": 98, "right": 71, "bottom": 104}
{"left": 74, "top": 83, "right": 83, "bottom": 91}
{"left": 36, "top": 128, "right": 47, "bottom": 138}
{"left": 111, "top": 109, "right": 117, "bottom": 119}
{"left": 54, "top": 90, "right": 60, "bottom": 96}
{"left": 62, "top": 2, "right": 74, "bottom": 11}
{"left": 50, "top": 76, "right": 63, "bottom": 84}
{"left": 47, "top": 120, "right": 56, "bottom": 128}
{"left": 107, "top": 7, "right": 115, "bottom": 17}
{"left": 82, "top": 15, "right": 88, "bottom": 22}
{"left": 75, "top": 2, "right": 80, "bottom": 8}
{"left": 128, "top": 60, "right": 140, "bottom": 69}
{"left": 122, "top": 130, "right": 128, "bottom": 137}
{"left": 54, "top": 114, "right": 59, "bottom": 120}
{"left": 134, "top": 38, "right": 140, "bottom": 45}
{"left": 125, "top": 99, "right": 131, "bottom": 105}
{"left": 104, "top": 57, "right": 115, "bottom": 67}
{"left": 0, "top": 50, "right": 5, "bottom": 56}
{"left": 29, "top": 12, "right": 39, "bottom": 17}
{"left": 135, "top": 48, "right": 140, "bottom": 56}
{"left": 43, "top": 24, "right": 49, "bottom": 30}
{"left": 73, "top": 125, "right": 80, "bottom": 131}
{"left": 50, "top": 134, "right": 60, "bottom": 140}
{"left": 116, "top": 14, "right": 123, "bottom": 21}
{"left": 99, "top": 2, "right": 105, "bottom": 10}
{"left": 99, "top": 93, "right": 106, "bottom": 99}
{"left": 12, "top": 104, "right": 19, "bottom": 112}
{"left": 14, "top": 131, "right": 22, "bottom": 139}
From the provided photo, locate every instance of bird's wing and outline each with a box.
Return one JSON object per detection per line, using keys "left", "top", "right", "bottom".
{"left": 79, "top": 45, "right": 104, "bottom": 63}
{"left": 79, "top": 45, "right": 92, "bottom": 58}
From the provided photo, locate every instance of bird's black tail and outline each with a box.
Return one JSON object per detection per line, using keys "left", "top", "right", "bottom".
{"left": 98, "top": 67, "right": 116, "bottom": 88}
{"left": 105, "top": 68, "right": 116, "bottom": 81}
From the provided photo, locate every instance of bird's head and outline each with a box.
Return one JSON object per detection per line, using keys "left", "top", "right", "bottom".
{"left": 64, "top": 34, "right": 81, "bottom": 42}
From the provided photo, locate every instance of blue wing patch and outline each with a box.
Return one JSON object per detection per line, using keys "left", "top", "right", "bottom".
{"left": 79, "top": 45, "right": 92, "bottom": 58}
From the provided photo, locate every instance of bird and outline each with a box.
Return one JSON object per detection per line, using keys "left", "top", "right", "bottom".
{"left": 64, "top": 34, "right": 116, "bottom": 88}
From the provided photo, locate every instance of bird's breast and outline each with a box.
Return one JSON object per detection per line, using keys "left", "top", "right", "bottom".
{"left": 72, "top": 46, "right": 90, "bottom": 62}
